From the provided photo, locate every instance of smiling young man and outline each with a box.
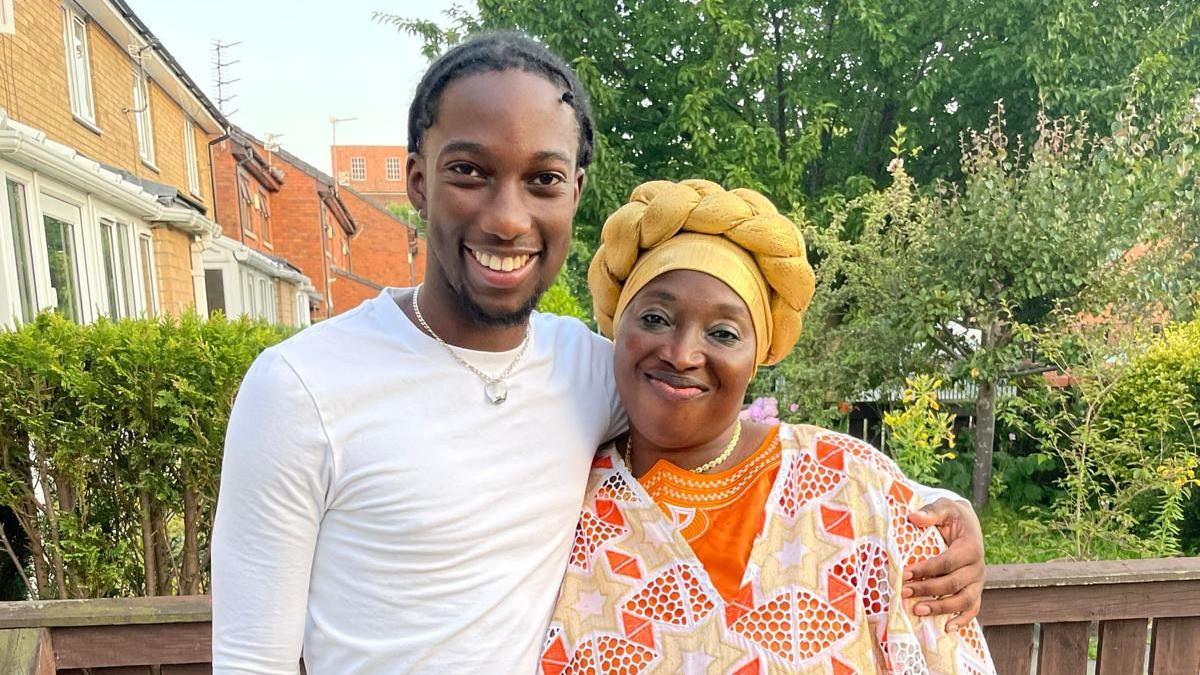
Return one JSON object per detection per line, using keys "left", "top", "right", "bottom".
{"left": 211, "top": 33, "right": 986, "bottom": 675}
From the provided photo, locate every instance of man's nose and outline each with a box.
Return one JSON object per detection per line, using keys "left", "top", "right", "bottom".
{"left": 480, "top": 182, "right": 533, "bottom": 240}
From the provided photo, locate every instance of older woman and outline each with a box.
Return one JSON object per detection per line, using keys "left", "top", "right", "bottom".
{"left": 540, "top": 180, "right": 994, "bottom": 673}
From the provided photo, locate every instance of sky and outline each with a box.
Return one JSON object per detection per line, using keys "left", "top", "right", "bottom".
{"left": 124, "top": 0, "right": 466, "bottom": 175}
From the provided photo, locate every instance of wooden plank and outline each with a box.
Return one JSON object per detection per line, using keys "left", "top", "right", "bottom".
{"left": 981, "top": 579, "right": 1200, "bottom": 625}
{"left": 987, "top": 556, "right": 1200, "bottom": 589}
{"left": 1037, "top": 622, "right": 1090, "bottom": 675}
{"left": 51, "top": 622, "right": 210, "bottom": 668}
{"left": 0, "top": 595, "right": 211, "bottom": 629}
{"left": 162, "top": 665, "right": 212, "bottom": 674}
{"left": 0, "top": 628, "right": 55, "bottom": 675}
{"left": 1149, "top": 616, "right": 1200, "bottom": 675}
{"left": 1096, "top": 618, "right": 1149, "bottom": 675}
{"left": 981, "top": 624, "right": 1034, "bottom": 675}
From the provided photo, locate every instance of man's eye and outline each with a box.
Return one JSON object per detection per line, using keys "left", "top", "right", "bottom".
{"left": 450, "top": 164, "right": 482, "bottom": 177}
{"left": 533, "top": 173, "right": 565, "bottom": 186}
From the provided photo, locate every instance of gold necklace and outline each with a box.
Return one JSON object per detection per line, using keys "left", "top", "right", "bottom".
{"left": 622, "top": 420, "right": 742, "bottom": 475}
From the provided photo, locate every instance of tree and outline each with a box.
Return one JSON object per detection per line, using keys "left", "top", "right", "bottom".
{"left": 379, "top": 0, "right": 1200, "bottom": 306}
{"left": 769, "top": 101, "right": 1200, "bottom": 509}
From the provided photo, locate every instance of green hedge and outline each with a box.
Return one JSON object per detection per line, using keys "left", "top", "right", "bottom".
{"left": 0, "top": 313, "right": 289, "bottom": 599}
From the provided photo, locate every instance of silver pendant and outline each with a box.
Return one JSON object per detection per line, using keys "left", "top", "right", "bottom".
{"left": 484, "top": 380, "right": 508, "bottom": 404}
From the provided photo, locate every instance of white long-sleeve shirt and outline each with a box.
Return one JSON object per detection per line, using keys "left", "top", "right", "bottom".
{"left": 211, "top": 288, "right": 963, "bottom": 674}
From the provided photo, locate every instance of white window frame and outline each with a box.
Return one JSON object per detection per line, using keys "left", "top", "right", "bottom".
{"left": 132, "top": 69, "right": 156, "bottom": 166}
{"left": 37, "top": 190, "right": 89, "bottom": 323}
{"left": 386, "top": 157, "right": 403, "bottom": 182}
{"left": 1, "top": 0, "right": 16, "bottom": 35}
{"left": 184, "top": 119, "right": 201, "bottom": 196}
{"left": 1, "top": 175, "right": 39, "bottom": 326}
{"left": 98, "top": 218, "right": 137, "bottom": 320}
{"left": 350, "top": 156, "right": 366, "bottom": 181}
{"left": 137, "top": 232, "right": 157, "bottom": 316}
{"left": 62, "top": 6, "right": 96, "bottom": 125}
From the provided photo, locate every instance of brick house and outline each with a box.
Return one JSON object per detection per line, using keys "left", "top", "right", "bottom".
{"left": 330, "top": 144, "right": 409, "bottom": 210}
{"left": 0, "top": 0, "right": 225, "bottom": 328}
{"left": 206, "top": 129, "right": 319, "bottom": 327}
{"left": 213, "top": 129, "right": 425, "bottom": 321}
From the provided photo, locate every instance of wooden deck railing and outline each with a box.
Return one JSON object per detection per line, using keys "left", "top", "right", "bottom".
{"left": 0, "top": 558, "right": 1196, "bottom": 674}
{"left": 981, "top": 557, "right": 1200, "bottom": 675}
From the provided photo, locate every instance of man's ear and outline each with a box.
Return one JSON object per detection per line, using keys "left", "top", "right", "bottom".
{"left": 407, "top": 153, "right": 427, "bottom": 216}
{"left": 572, "top": 168, "right": 586, "bottom": 209}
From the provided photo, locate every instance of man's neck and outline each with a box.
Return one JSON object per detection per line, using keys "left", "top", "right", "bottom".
{"left": 401, "top": 279, "right": 529, "bottom": 352}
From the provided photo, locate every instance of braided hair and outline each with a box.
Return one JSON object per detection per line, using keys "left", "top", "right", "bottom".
{"left": 407, "top": 32, "right": 595, "bottom": 168}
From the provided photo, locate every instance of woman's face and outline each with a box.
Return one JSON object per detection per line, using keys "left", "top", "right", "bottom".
{"left": 614, "top": 270, "right": 758, "bottom": 449}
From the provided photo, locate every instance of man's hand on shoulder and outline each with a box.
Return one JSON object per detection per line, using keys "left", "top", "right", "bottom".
{"left": 901, "top": 498, "right": 985, "bottom": 632}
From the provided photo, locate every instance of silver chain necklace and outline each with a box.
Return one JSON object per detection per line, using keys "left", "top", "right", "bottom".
{"left": 410, "top": 285, "right": 531, "bottom": 404}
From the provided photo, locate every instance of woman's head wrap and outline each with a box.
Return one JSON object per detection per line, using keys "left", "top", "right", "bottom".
{"left": 588, "top": 179, "right": 816, "bottom": 365}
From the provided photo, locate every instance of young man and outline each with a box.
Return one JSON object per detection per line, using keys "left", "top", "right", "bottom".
{"left": 211, "top": 33, "right": 985, "bottom": 674}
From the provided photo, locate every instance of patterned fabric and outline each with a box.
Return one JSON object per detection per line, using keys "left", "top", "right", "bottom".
{"left": 640, "top": 425, "right": 784, "bottom": 602}
{"left": 541, "top": 424, "right": 996, "bottom": 675}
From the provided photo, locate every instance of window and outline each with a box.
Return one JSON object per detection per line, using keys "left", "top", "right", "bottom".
{"left": 1, "top": 0, "right": 15, "bottom": 35}
{"left": 258, "top": 278, "right": 274, "bottom": 322}
{"left": 184, "top": 119, "right": 200, "bottom": 195}
{"left": 40, "top": 194, "right": 84, "bottom": 323}
{"left": 257, "top": 190, "right": 271, "bottom": 242}
{"left": 386, "top": 157, "right": 403, "bottom": 182}
{"left": 62, "top": 7, "right": 95, "bottom": 124}
{"left": 204, "top": 268, "right": 226, "bottom": 317}
{"left": 100, "top": 220, "right": 136, "bottom": 319}
{"left": 138, "top": 234, "right": 157, "bottom": 315}
{"left": 237, "top": 175, "right": 253, "bottom": 234}
{"left": 132, "top": 70, "right": 155, "bottom": 165}
{"left": 350, "top": 157, "right": 365, "bottom": 181}
{"left": 5, "top": 179, "right": 36, "bottom": 323}
{"left": 243, "top": 274, "right": 255, "bottom": 316}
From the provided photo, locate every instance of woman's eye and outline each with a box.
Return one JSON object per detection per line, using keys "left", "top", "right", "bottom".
{"left": 640, "top": 313, "right": 668, "bottom": 327}
{"left": 710, "top": 329, "right": 740, "bottom": 343}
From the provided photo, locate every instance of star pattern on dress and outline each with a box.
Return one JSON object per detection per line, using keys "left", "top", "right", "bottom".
{"left": 681, "top": 647, "right": 715, "bottom": 674}
{"left": 774, "top": 534, "right": 808, "bottom": 570}
{"left": 576, "top": 590, "right": 606, "bottom": 622}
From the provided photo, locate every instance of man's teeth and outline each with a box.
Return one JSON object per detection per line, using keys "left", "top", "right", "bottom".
{"left": 472, "top": 250, "right": 530, "bottom": 272}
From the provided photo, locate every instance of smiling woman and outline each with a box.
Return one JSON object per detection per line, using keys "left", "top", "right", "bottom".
{"left": 540, "top": 179, "right": 997, "bottom": 674}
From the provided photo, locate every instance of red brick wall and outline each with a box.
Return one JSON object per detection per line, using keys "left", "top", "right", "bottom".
{"left": 340, "top": 188, "right": 424, "bottom": 289}
{"left": 330, "top": 270, "right": 381, "bottom": 315}
{"left": 331, "top": 144, "right": 409, "bottom": 207}
{"left": 210, "top": 139, "right": 244, "bottom": 242}
{"left": 210, "top": 134, "right": 426, "bottom": 319}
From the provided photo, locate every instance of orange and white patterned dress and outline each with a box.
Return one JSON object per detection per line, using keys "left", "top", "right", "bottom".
{"left": 540, "top": 424, "right": 995, "bottom": 674}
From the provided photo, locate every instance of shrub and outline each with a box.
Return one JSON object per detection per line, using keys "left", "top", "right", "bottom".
{"left": 0, "top": 313, "right": 288, "bottom": 599}
{"left": 883, "top": 375, "right": 957, "bottom": 485}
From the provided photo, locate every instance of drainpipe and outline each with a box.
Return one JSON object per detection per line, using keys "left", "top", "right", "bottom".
{"left": 318, "top": 201, "right": 333, "bottom": 319}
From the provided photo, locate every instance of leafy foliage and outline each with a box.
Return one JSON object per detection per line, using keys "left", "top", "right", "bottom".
{"left": 883, "top": 375, "right": 956, "bottom": 484}
{"left": 0, "top": 313, "right": 288, "bottom": 599}
{"left": 1000, "top": 323, "right": 1200, "bottom": 559}
{"left": 537, "top": 275, "right": 590, "bottom": 323}
{"left": 386, "top": 202, "right": 427, "bottom": 238}
{"left": 763, "top": 99, "right": 1200, "bottom": 507}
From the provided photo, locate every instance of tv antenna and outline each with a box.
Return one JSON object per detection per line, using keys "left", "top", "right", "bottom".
{"left": 212, "top": 40, "right": 242, "bottom": 117}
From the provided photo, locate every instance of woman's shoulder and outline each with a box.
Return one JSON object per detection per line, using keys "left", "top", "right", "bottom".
{"left": 778, "top": 423, "right": 908, "bottom": 484}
